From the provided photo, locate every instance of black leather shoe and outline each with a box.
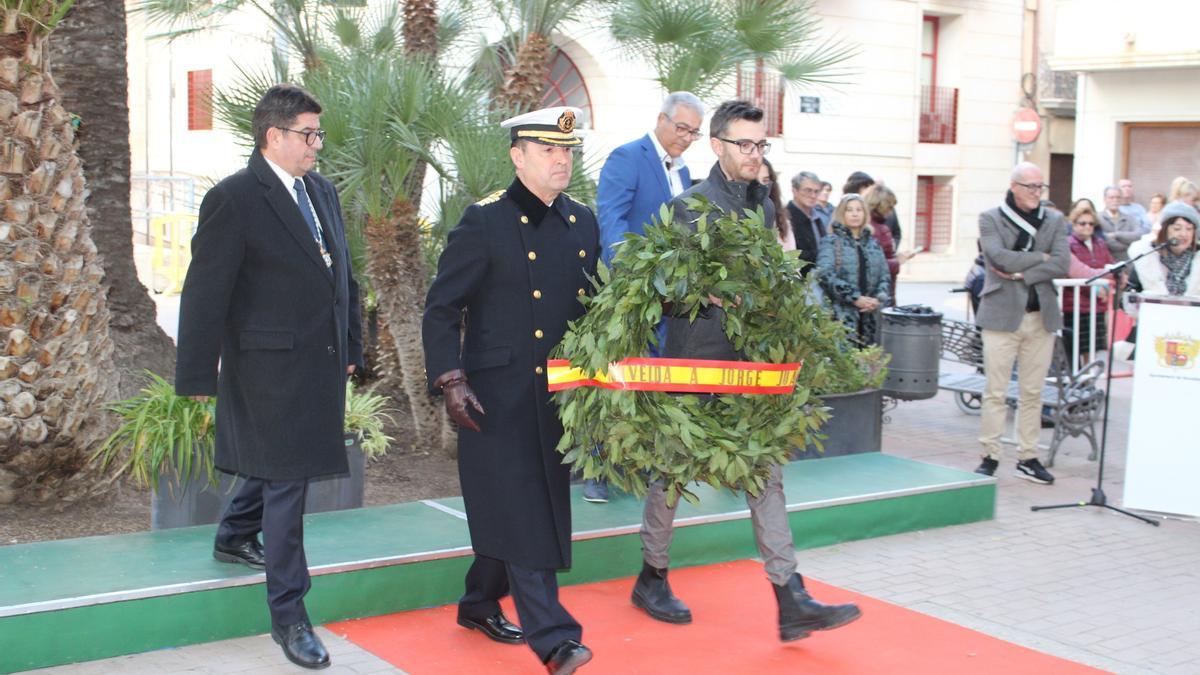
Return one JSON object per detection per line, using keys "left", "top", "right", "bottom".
{"left": 271, "top": 621, "right": 330, "bottom": 670}
{"left": 543, "top": 639, "right": 592, "bottom": 674}
{"left": 213, "top": 538, "right": 266, "bottom": 570}
{"left": 457, "top": 611, "right": 524, "bottom": 644}
{"left": 773, "top": 573, "right": 861, "bottom": 641}
{"left": 631, "top": 562, "right": 692, "bottom": 624}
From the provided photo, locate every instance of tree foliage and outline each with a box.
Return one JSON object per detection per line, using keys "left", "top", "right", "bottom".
{"left": 608, "top": 0, "right": 857, "bottom": 99}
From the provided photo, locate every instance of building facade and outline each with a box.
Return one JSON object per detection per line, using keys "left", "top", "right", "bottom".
{"left": 1046, "top": 0, "right": 1199, "bottom": 209}
{"left": 126, "top": 0, "right": 1034, "bottom": 282}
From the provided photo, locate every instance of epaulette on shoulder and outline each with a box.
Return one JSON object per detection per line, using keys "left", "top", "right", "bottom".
{"left": 475, "top": 190, "right": 505, "bottom": 206}
{"left": 563, "top": 192, "right": 588, "bottom": 207}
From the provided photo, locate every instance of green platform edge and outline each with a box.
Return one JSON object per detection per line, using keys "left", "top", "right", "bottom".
{"left": 0, "top": 453, "right": 993, "bottom": 673}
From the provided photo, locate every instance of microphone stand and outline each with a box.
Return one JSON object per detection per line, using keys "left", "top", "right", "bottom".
{"left": 1030, "top": 239, "right": 1169, "bottom": 525}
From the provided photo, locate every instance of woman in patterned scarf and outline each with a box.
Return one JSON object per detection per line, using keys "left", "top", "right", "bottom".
{"left": 1128, "top": 201, "right": 1200, "bottom": 298}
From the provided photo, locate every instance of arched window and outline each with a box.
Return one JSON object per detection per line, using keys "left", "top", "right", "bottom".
{"left": 539, "top": 50, "right": 593, "bottom": 128}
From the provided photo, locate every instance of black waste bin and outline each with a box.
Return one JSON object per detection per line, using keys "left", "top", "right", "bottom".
{"left": 880, "top": 305, "right": 942, "bottom": 400}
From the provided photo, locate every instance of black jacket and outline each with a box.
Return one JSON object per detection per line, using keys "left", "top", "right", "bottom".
{"left": 786, "top": 201, "right": 824, "bottom": 275}
{"left": 176, "top": 150, "right": 363, "bottom": 480}
{"left": 664, "top": 162, "right": 773, "bottom": 360}
{"left": 422, "top": 177, "right": 600, "bottom": 570}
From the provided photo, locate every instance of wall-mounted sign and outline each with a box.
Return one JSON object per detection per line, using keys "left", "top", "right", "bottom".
{"left": 799, "top": 96, "right": 821, "bottom": 114}
{"left": 1012, "top": 107, "right": 1042, "bottom": 144}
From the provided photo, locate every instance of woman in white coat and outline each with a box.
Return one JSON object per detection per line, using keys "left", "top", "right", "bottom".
{"left": 1114, "top": 201, "right": 1200, "bottom": 360}
{"left": 1127, "top": 201, "right": 1200, "bottom": 298}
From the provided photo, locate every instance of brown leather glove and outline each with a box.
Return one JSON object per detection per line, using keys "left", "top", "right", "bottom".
{"left": 434, "top": 369, "right": 485, "bottom": 433}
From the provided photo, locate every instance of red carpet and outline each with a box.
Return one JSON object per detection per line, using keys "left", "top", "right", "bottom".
{"left": 328, "top": 559, "right": 1104, "bottom": 674}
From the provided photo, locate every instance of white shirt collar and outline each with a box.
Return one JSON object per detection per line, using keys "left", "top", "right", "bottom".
{"left": 648, "top": 131, "right": 685, "bottom": 171}
{"left": 263, "top": 155, "right": 322, "bottom": 230}
{"left": 263, "top": 155, "right": 304, "bottom": 194}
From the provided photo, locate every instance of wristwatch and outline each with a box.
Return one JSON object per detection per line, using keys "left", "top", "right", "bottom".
{"left": 1013, "top": 272, "right": 1024, "bottom": 281}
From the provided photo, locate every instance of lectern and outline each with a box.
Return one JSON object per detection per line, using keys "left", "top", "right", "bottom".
{"left": 1124, "top": 294, "right": 1200, "bottom": 518}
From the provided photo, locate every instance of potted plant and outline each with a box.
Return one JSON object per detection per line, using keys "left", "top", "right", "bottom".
{"left": 96, "top": 373, "right": 394, "bottom": 529}
{"left": 793, "top": 344, "right": 890, "bottom": 460}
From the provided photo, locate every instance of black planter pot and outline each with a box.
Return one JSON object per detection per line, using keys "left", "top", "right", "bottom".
{"left": 793, "top": 388, "right": 883, "bottom": 460}
{"left": 151, "top": 433, "right": 366, "bottom": 530}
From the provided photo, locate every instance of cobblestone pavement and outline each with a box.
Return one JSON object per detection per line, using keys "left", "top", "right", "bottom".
{"left": 26, "top": 285, "right": 1198, "bottom": 674}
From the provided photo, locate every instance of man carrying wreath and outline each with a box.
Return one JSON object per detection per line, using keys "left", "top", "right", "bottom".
{"left": 629, "top": 100, "right": 862, "bottom": 642}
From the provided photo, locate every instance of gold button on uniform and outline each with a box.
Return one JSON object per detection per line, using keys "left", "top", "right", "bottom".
{"left": 534, "top": 329, "right": 544, "bottom": 339}
{"left": 528, "top": 251, "right": 537, "bottom": 261}
{"left": 578, "top": 249, "right": 586, "bottom": 258}
{"left": 569, "top": 214, "right": 577, "bottom": 223}
{"left": 535, "top": 366, "right": 544, "bottom": 375}
{"left": 533, "top": 289, "right": 542, "bottom": 299}
{"left": 520, "top": 215, "right": 529, "bottom": 224}
{"left": 577, "top": 288, "right": 585, "bottom": 296}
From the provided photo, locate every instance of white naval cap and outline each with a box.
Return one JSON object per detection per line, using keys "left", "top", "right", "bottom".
{"left": 500, "top": 106, "right": 584, "bottom": 147}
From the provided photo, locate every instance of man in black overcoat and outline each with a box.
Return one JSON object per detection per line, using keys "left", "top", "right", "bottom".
{"left": 176, "top": 84, "right": 363, "bottom": 670}
{"left": 422, "top": 106, "right": 599, "bottom": 675}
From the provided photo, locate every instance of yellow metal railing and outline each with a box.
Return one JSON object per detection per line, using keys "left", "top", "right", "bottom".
{"left": 149, "top": 214, "right": 197, "bottom": 295}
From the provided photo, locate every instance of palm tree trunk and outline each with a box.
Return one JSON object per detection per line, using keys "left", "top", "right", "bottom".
{"left": 50, "top": 0, "right": 176, "bottom": 400}
{"left": 402, "top": 0, "right": 439, "bottom": 58}
{"left": 399, "top": 0, "right": 457, "bottom": 455}
{"left": 363, "top": 201, "right": 444, "bottom": 455}
{"left": 0, "top": 8, "right": 119, "bottom": 504}
{"left": 497, "top": 33, "right": 554, "bottom": 112}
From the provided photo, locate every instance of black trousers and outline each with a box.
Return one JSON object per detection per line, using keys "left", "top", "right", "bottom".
{"left": 459, "top": 554, "right": 581, "bottom": 661}
{"left": 217, "top": 477, "right": 310, "bottom": 627}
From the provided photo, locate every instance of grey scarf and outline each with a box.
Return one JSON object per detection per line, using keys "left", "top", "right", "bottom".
{"left": 1161, "top": 249, "right": 1194, "bottom": 296}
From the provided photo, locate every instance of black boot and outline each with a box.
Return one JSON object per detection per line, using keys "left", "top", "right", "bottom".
{"left": 773, "top": 573, "right": 862, "bottom": 641}
{"left": 631, "top": 562, "right": 692, "bottom": 624}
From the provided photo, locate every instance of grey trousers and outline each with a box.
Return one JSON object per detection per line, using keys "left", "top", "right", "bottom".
{"left": 639, "top": 463, "right": 797, "bottom": 586}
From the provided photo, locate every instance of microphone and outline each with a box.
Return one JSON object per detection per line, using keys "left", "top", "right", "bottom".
{"left": 1167, "top": 237, "right": 1180, "bottom": 247}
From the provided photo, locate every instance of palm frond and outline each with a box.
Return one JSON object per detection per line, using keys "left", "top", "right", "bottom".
{"left": 211, "top": 62, "right": 279, "bottom": 148}
{"left": 770, "top": 35, "right": 861, "bottom": 88}
{"left": 328, "top": 7, "right": 362, "bottom": 50}
{"left": 437, "top": 0, "right": 479, "bottom": 54}
{"left": 608, "top": 0, "right": 745, "bottom": 98}
{"left": 132, "top": 0, "right": 242, "bottom": 30}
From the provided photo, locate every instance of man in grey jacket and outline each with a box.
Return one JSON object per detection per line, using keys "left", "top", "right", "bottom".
{"left": 630, "top": 100, "right": 861, "bottom": 643}
{"left": 974, "top": 162, "right": 1070, "bottom": 484}
{"left": 1099, "top": 185, "right": 1143, "bottom": 260}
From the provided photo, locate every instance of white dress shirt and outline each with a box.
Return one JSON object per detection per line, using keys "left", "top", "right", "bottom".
{"left": 648, "top": 132, "right": 686, "bottom": 197}
{"left": 264, "top": 156, "right": 324, "bottom": 235}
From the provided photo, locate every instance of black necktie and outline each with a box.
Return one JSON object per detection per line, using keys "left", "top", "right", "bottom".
{"left": 294, "top": 178, "right": 330, "bottom": 267}
{"left": 295, "top": 176, "right": 324, "bottom": 243}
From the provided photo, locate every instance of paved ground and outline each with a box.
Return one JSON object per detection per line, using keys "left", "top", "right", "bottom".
{"left": 25, "top": 284, "right": 1199, "bottom": 674}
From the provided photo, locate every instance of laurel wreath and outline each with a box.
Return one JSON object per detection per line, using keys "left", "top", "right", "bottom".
{"left": 552, "top": 198, "right": 854, "bottom": 505}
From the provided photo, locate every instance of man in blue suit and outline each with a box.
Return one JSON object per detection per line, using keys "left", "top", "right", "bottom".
{"left": 597, "top": 92, "right": 706, "bottom": 266}
{"left": 589, "top": 92, "right": 705, "bottom": 503}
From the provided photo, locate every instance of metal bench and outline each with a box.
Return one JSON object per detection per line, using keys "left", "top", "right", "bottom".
{"left": 936, "top": 317, "right": 1105, "bottom": 467}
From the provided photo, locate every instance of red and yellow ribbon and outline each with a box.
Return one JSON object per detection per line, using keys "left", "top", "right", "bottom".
{"left": 546, "top": 357, "right": 801, "bottom": 395}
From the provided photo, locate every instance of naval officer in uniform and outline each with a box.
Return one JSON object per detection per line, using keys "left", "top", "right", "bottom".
{"left": 422, "top": 106, "right": 599, "bottom": 675}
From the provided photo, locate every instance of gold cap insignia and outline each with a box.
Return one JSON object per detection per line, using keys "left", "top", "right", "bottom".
{"left": 558, "top": 110, "right": 577, "bottom": 133}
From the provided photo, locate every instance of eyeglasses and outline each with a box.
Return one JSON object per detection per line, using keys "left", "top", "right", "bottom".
{"left": 717, "top": 137, "right": 771, "bottom": 156}
{"left": 665, "top": 116, "right": 703, "bottom": 140}
{"left": 1074, "top": 221, "right": 1096, "bottom": 227}
{"left": 797, "top": 187, "right": 820, "bottom": 196}
{"left": 277, "top": 127, "right": 327, "bottom": 146}
{"left": 1014, "top": 181, "right": 1049, "bottom": 193}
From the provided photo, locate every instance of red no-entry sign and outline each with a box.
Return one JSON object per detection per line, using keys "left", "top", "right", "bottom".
{"left": 1013, "top": 108, "right": 1042, "bottom": 144}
